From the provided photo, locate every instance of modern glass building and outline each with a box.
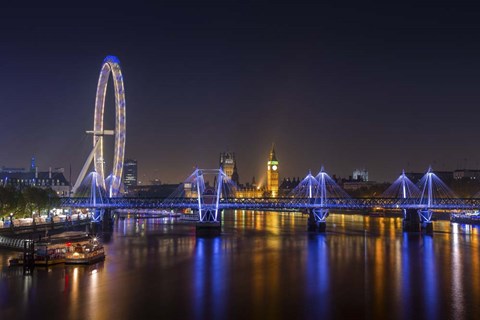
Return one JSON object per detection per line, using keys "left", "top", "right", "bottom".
{"left": 123, "top": 159, "right": 138, "bottom": 190}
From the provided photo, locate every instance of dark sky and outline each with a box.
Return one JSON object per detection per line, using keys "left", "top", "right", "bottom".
{"left": 1, "top": 2, "right": 480, "bottom": 185}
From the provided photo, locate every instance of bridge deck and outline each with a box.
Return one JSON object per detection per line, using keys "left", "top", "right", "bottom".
{"left": 60, "top": 197, "right": 480, "bottom": 210}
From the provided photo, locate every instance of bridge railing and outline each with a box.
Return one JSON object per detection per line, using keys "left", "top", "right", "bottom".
{"left": 60, "top": 197, "right": 480, "bottom": 210}
{"left": 60, "top": 197, "right": 200, "bottom": 209}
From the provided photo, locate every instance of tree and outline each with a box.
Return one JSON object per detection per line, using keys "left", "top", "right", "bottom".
{"left": 22, "top": 187, "right": 60, "bottom": 217}
{"left": 22, "top": 187, "right": 42, "bottom": 217}
{"left": 0, "top": 186, "right": 14, "bottom": 217}
{"left": 44, "top": 188, "right": 60, "bottom": 215}
{"left": 0, "top": 186, "right": 25, "bottom": 218}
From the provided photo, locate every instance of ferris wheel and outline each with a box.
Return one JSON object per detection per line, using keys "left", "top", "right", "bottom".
{"left": 72, "top": 56, "right": 126, "bottom": 197}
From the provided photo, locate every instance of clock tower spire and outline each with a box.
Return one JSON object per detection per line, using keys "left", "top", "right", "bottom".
{"left": 267, "top": 143, "right": 279, "bottom": 197}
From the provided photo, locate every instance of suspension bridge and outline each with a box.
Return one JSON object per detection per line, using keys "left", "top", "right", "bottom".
{"left": 64, "top": 55, "right": 479, "bottom": 235}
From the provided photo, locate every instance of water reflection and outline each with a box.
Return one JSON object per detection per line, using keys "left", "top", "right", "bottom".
{"left": 0, "top": 212, "right": 479, "bottom": 319}
{"left": 305, "top": 234, "right": 330, "bottom": 318}
{"left": 400, "top": 233, "right": 412, "bottom": 320}
{"left": 423, "top": 235, "right": 438, "bottom": 320}
{"left": 193, "top": 237, "right": 227, "bottom": 320}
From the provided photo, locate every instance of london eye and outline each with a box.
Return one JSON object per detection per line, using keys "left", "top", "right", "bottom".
{"left": 72, "top": 56, "right": 126, "bottom": 198}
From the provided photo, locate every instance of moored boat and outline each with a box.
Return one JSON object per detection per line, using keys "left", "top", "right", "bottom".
{"left": 31, "top": 241, "right": 66, "bottom": 266}
{"left": 65, "top": 237, "right": 105, "bottom": 264}
{"left": 9, "top": 231, "right": 105, "bottom": 267}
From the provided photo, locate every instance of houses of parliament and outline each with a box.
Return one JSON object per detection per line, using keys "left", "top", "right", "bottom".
{"left": 219, "top": 145, "right": 300, "bottom": 198}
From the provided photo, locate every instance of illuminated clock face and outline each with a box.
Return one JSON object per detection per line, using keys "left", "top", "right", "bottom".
{"left": 272, "top": 165, "right": 278, "bottom": 171}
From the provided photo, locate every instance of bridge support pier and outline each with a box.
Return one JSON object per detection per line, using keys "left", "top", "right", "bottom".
{"left": 102, "top": 209, "right": 114, "bottom": 230}
{"left": 419, "top": 209, "right": 434, "bottom": 234}
{"left": 402, "top": 209, "right": 420, "bottom": 232}
{"left": 93, "top": 208, "right": 103, "bottom": 222}
{"left": 402, "top": 209, "right": 433, "bottom": 234}
{"left": 307, "top": 220, "right": 327, "bottom": 233}
{"left": 308, "top": 209, "right": 328, "bottom": 233}
{"left": 88, "top": 208, "right": 114, "bottom": 234}
{"left": 421, "top": 221, "right": 433, "bottom": 234}
{"left": 196, "top": 222, "right": 221, "bottom": 237}
{"left": 196, "top": 209, "right": 221, "bottom": 237}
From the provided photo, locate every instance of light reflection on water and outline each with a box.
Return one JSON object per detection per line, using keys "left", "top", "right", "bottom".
{"left": 0, "top": 212, "right": 479, "bottom": 319}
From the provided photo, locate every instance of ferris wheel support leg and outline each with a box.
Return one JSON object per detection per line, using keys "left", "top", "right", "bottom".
{"left": 71, "top": 142, "right": 100, "bottom": 195}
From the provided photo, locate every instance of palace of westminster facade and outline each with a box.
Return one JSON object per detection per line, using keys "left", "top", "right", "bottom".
{"left": 220, "top": 145, "right": 299, "bottom": 198}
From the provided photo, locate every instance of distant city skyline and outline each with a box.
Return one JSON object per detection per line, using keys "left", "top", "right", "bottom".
{"left": 1, "top": 151, "right": 480, "bottom": 186}
{"left": 2, "top": 4, "right": 480, "bottom": 183}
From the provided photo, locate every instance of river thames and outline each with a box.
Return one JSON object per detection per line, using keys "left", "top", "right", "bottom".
{"left": 0, "top": 212, "right": 479, "bottom": 320}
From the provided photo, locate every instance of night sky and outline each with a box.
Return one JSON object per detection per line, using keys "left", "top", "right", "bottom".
{"left": 2, "top": 2, "right": 480, "bottom": 185}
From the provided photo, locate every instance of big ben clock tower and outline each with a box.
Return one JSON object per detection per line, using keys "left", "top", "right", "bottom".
{"left": 267, "top": 144, "right": 279, "bottom": 197}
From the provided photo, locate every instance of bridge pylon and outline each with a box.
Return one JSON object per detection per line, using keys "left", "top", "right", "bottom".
{"left": 192, "top": 168, "right": 231, "bottom": 236}
{"left": 384, "top": 170, "right": 422, "bottom": 232}
{"left": 418, "top": 167, "right": 434, "bottom": 233}
{"left": 310, "top": 168, "right": 330, "bottom": 233}
{"left": 293, "top": 168, "right": 349, "bottom": 233}
{"left": 416, "top": 167, "right": 456, "bottom": 234}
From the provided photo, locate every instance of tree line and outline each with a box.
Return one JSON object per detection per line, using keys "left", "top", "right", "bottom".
{"left": 0, "top": 186, "right": 60, "bottom": 218}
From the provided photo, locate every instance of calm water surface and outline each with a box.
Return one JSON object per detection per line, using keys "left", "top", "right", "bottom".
{"left": 0, "top": 212, "right": 479, "bottom": 320}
